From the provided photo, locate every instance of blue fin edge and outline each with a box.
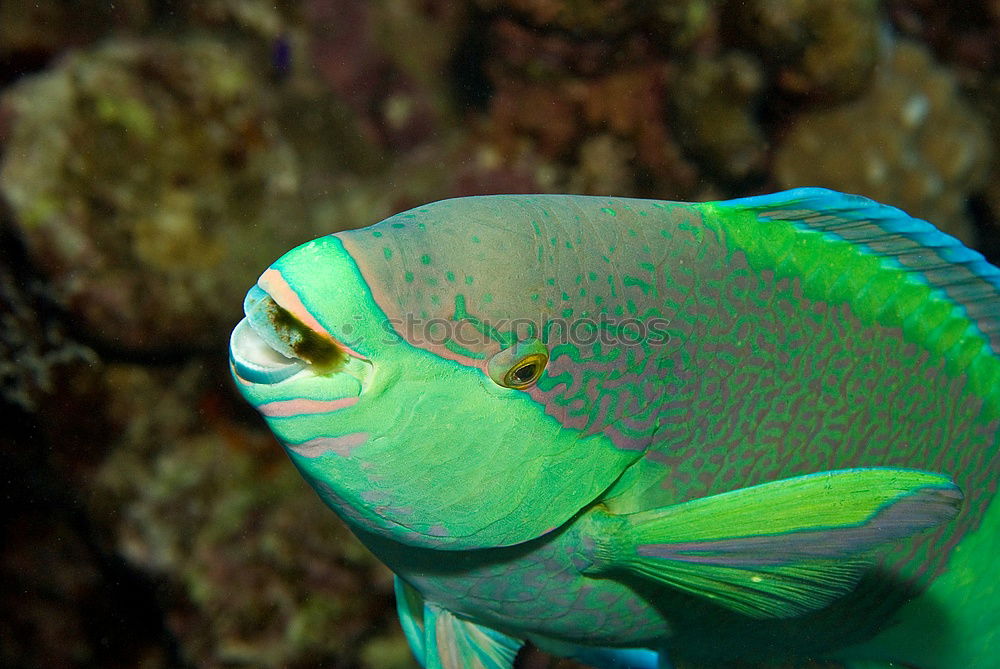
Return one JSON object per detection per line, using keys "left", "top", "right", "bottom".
{"left": 715, "top": 187, "right": 1000, "bottom": 353}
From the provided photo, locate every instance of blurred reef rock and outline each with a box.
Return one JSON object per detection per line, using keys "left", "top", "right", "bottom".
{"left": 774, "top": 40, "right": 991, "bottom": 244}
{"left": 1, "top": 1, "right": 997, "bottom": 668}
{"left": 1, "top": 39, "right": 314, "bottom": 353}
{"left": 727, "top": 0, "right": 881, "bottom": 101}
{"left": 90, "top": 363, "right": 410, "bottom": 668}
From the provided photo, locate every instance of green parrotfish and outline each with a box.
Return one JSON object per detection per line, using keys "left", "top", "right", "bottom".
{"left": 228, "top": 189, "right": 999, "bottom": 668}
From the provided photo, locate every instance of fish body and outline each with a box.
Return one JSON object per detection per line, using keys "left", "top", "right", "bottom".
{"left": 229, "top": 189, "right": 1000, "bottom": 668}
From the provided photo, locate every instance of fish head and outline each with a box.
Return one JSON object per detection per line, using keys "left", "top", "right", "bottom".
{"left": 229, "top": 197, "right": 642, "bottom": 550}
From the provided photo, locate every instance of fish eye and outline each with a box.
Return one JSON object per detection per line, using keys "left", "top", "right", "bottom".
{"left": 502, "top": 353, "right": 547, "bottom": 389}
{"left": 487, "top": 339, "right": 549, "bottom": 390}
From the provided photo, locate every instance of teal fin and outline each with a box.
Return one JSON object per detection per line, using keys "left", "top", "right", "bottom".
{"left": 715, "top": 187, "right": 1000, "bottom": 355}
{"left": 395, "top": 577, "right": 427, "bottom": 664}
{"left": 581, "top": 468, "right": 962, "bottom": 619}
{"left": 532, "top": 636, "right": 667, "bottom": 668}
{"left": 394, "top": 576, "right": 523, "bottom": 669}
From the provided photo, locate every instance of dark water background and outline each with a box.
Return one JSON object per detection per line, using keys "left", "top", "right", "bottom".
{"left": 1, "top": 2, "right": 998, "bottom": 668}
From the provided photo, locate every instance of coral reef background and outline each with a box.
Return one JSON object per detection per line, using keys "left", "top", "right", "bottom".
{"left": 1, "top": 1, "right": 997, "bottom": 668}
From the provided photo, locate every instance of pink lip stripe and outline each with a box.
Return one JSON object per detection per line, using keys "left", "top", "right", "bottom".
{"left": 333, "top": 340, "right": 368, "bottom": 360}
{"left": 230, "top": 362, "right": 253, "bottom": 386}
{"left": 258, "top": 267, "right": 369, "bottom": 361}
{"left": 259, "top": 268, "right": 333, "bottom": 338}
{"left": 259, "top": 397, "right": 359, "bottom": 417}
{"left": 287, "top": 432, "right": 369, "bottom": 458}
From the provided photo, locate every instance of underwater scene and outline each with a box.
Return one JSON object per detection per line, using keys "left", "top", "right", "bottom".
{"left": 2, "top": 2, "right": 999, "bottom": 668}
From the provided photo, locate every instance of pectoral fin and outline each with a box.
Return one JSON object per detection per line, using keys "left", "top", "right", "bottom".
{"left": 394, "top": 576, "right": 523, "bottom": 669}
{"left": 580, "top": 468, "right": 962, "bottom": 619}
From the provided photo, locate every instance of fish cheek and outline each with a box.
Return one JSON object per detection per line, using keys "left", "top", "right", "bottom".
{"left": 309, "top": 355, "right": 614, "bottom": 549}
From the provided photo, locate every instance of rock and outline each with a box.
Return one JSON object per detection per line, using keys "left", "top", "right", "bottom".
{"left": 0, "top": 39, "right": 310, "bottom": 353}
{"left": 774, "top": 41, "right": 991, "bottom": 244}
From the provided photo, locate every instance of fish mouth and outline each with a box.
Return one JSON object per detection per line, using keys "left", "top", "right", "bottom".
{"left": 230, "top": 318, "right": 307, "bottom": 384}
{"left": 230, "top": 285, "right": 348, "bottom": 385}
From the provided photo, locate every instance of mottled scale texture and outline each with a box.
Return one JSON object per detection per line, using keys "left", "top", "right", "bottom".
{"left": 337, "top": 192, "right": 999, "bottom": 658}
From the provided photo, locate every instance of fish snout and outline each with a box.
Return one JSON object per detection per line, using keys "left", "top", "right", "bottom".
{"left": 229, "top": 317, "right": 307, "bottom": 385}
{"left": 231, "top": 280, "right": 360, "bottom": 386}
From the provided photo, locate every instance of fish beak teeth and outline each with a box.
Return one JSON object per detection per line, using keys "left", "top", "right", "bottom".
{"left": 241, "top": 283, "right": 349, "bottom": 371}
{"left": 243, "top": 285, "right": 301, "bottom": 360}
{"left": 230, "top": 317, "right": 307, "bottom": 384}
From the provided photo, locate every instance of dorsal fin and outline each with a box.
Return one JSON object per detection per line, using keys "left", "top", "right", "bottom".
{"left": 716, "top": 187, "right": 1000, "bottom": 356}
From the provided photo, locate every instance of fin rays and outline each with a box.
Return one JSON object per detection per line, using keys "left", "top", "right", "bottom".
{"left": 580, "top": 468, "right": 962, "bottom": 619}
{"left": 718, "top": 188, "right": 1000, "bottom": 354}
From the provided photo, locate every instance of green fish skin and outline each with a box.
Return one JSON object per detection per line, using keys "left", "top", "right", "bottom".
{"left": 228, "top": 188, "right": 1000, "bottom": 669}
